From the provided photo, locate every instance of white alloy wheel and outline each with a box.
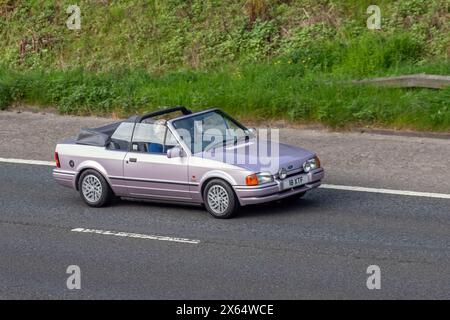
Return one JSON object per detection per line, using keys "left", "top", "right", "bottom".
{"left": 207, "top": 185, "right": 230, "bottom": 215}
{"left": 81, "top": 174, "right": 103, "bottom": 203}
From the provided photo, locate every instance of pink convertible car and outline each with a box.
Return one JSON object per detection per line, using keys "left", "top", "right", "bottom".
{"left": 53, "top": 107, "right": 324, "bottom": 218}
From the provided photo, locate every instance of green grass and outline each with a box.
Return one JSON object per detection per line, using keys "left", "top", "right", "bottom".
{"left": 0, "top": 0, "right": 449, "bottom": 131}
{"left": 1, "top": 61, "right": 449, "bottom": 131}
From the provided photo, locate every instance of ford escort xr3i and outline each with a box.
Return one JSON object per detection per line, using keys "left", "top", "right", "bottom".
{"left": 53, "top": 107, "right": 324, "bottom": 218}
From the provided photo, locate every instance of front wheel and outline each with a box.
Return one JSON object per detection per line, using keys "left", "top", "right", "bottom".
{"left": 78, "top": 169, "right": 114, "bottom": 207}
{"left": 203, "top": 179, "right": 239, "bottom": 219}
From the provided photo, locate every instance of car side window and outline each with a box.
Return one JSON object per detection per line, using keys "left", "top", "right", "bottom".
{"left": 165, "top": 129, "right": 178, "bottom": 149}
{"left": 108, "top": 122, "right": 134, "bottom": 151}
{"left": 131, "top": 123, "right": 175, "bottom": 154}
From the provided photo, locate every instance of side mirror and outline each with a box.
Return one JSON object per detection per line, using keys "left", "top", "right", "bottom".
{"left": 167, "top": 146, "right": 184, "bottom": 158}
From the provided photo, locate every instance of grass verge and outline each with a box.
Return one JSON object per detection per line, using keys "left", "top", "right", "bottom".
{"left": 1, "top": 62, "right": 449, "bottom": 132}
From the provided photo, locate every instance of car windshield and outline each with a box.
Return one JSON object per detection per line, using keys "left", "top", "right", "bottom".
{"left": 171, "top": 110, "right": 251, "bottom": 153}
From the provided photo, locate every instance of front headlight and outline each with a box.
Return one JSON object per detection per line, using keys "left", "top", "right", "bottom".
{"left": 245, "top": 172, "right": 274, "bottom": 186}
{"left": 303, "top": 156, "right": 321, "bottom": 173}
{"left": 257, "top": 172, "right": 274, "bottom": 184}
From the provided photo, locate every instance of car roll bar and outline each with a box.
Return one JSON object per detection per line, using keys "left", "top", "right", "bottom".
{"left": 136, "top": 106, "right": 192, "bottom": 123}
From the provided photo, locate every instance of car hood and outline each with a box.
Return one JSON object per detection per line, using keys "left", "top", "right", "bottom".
{"left": 195, "top": 138, "right": 315, "bottom": 174}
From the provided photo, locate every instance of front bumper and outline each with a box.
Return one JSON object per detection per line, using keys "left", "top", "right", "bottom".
{"left": 234, "top": 168, "right": 324, "bottom": 206}
{"left": 53, "top": 169, "right": 77, "bottom": 189}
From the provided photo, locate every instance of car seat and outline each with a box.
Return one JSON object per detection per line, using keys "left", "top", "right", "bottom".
{"left": 147, "top": 143, "right": 164, "bottom": 153}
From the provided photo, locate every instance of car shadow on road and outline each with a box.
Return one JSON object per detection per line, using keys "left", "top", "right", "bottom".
{"left": 115, "top": 197, "right": 205, "bottom": 213}
{"left": 235, "top": 197, "right": 322, "bottom": 219}
{"left": 110, "top": 196, "right": 320, "bottom": 220}
{"left": 235, "top": 188, "right": 352, "bottom": 219}
{"left": 107, "top": 189, "right": 343, "bottom": 220}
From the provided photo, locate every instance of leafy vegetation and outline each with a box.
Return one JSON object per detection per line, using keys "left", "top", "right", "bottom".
{"left": 0, "top": 0, "right": 449, "bottom": 130}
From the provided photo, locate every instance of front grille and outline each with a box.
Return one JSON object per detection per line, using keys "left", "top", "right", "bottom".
{"left": 286, "top": 168, "right": 303, "bottom": 178}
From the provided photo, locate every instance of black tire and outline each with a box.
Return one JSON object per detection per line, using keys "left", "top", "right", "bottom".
{"left": 203, "top": 179, "right": 239, "bottom": 219}
{"left": 78, "top": 169, "right": 114, "bottom": 207}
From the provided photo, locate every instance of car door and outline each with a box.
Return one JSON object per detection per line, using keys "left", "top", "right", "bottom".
{"left": 101, "top": 121, "right": 135, "bottom": 196}
{"left": 123, "top": 121, "right": 191, "bottom": 201}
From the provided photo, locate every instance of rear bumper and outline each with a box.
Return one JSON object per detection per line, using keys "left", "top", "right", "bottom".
{"left": 234, "top": 168, "right": 324, "bottom": 206}
{"left": 53, "top": 169, "right": 77, "bottom": 189}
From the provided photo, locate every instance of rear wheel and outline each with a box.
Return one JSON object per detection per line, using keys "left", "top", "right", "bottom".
{"left": 203, "top": 179, "right": 239, "bottom": 219}
{"left": 78, "top": 169, "right": 114, "bottom": 207}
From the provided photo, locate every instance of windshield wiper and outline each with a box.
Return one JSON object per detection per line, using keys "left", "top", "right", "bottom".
{"left": 205, "top": 137, "right": 235, "bottom": 152}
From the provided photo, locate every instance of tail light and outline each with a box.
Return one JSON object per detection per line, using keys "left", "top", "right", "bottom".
{"left": 54, "top": 152, "right": 61, "bottom": 168}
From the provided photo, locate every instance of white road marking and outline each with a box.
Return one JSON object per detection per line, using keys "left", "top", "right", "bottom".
{"left": 320, "top": 184, "right": 450, "bottom": 200}
{"left": 0, "top": 157, "right": 55, "bottom": 166}
{"left": 71, "top": 228, "right": 201, "bottom": 244}
{"left": 1, "top": 157, "right": 450, "bottom": 200}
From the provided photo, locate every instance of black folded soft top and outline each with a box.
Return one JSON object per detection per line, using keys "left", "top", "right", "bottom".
{"left": 74, "top": 107, "right": 192, "bottom": 147}
{"left": 75, "top": 120, "right": 125, "bottom": 147}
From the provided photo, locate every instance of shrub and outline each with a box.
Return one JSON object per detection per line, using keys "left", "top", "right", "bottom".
{"left": 336, "top": 32, "right": 424, "bottom": 77}
{"left": 0, "top": 82, "right": 12, "bottom": 109}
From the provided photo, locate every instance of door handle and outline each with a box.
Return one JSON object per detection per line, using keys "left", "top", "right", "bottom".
{"left": 129, "top": 158, "right": 137, "bottom": 162}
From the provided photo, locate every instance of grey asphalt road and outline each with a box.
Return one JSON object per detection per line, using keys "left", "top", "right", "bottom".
{"left": 1, "top": 110, "right": 450, "bottom": 300}
{"left": 0, "top": 163, "right": 449, "bottom": 299}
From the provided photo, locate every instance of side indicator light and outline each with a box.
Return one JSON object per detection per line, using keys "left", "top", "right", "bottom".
{"left": 245, "top": 174, "right": 259, "bottom": 186}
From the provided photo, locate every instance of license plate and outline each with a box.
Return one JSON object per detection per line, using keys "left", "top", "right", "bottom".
{"left": 282, "top": 174, "right": 309, "bottom": 189}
